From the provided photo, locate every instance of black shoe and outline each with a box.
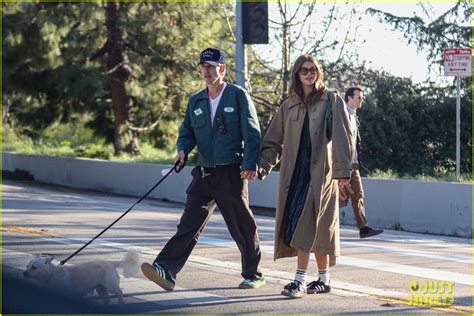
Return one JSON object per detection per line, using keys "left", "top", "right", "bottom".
{"left": 307, "top": 278, "right": 331, "bottom": 294}
{"left": 141, "top": 262, "right": 176, "bottom": 291}
{"left": 281, "top": 280, "right": 307, "bottom": 298}
{"left": 360, "top": 226, "right": 384, "bottom": 238}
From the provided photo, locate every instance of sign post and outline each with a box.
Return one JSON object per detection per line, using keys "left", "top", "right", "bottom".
{"left": 235, "top": 1, "right": 246, "bottom": 88}
{"left": 443, "top": 48, "right": 472, "bottom": 178}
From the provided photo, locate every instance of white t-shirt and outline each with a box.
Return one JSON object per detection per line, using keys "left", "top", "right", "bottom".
{"left": 346, "top": 105, "right": 359, "bottom": 164}
{"left": 209, "top": 82, "right": 227, "bottom": 126}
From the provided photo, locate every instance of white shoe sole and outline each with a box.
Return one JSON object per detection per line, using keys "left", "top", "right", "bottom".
{"left": 307, "top": 288, "right": 331, "bottom": 294}
{"left": 281, "top": 289, "right": 305, "bottom": 298}
{"left": 238, "top": 278, "right": 266, "bottom": 289}
{"left": 141, "top": 263, "right": 175, "bottom": 291}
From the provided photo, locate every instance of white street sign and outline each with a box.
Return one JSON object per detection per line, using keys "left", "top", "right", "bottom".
{"left": 443, "top": 48, "right": 471, "bottom": 178}
{"left": 444, "top": 48, "right": 472, "bottom": 77}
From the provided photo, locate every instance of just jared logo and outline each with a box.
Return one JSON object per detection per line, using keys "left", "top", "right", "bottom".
{"left": 408, "top": 279, "right": 455, "bottom": 307}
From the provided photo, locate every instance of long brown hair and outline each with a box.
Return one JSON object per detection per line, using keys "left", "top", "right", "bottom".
{"left": 288, "top": 54, "right": 327, "bottom": 105}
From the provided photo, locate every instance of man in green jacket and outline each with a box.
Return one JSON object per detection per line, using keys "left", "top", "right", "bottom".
{"left": 141, "top": 48, "right": 266, "bottom": 291}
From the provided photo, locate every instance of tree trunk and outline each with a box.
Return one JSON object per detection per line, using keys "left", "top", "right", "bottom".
{"left": 105, "top": 1, "right": 139, "bottom": 155}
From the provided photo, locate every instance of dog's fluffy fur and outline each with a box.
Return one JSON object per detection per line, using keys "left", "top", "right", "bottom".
{"left": 23, "top": 251, "right": 140, "bottom": 304}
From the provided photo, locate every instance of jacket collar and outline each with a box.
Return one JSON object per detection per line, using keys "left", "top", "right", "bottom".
{"left": 196, "top": 88, "right": 208, "bottom": 100}
{"left": 288, "top": 96, "right": 302, "bottom": 109}
{"left": 196, "top": 82, "right": 229, "bottom": 100}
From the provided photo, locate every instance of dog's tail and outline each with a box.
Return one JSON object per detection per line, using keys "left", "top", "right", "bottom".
{"left": 114, "top": 250, "right": 140, "bottom": 278}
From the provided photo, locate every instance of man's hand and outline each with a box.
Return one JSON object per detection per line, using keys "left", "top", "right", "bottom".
{"left": 240, "top": 170, "right": 257, "bottom": 180}
{"left": 175, "top": 151, "right": 186, "bottom": 168}
{"left": 338, "top": 178, "right": 353, "bottom": 201}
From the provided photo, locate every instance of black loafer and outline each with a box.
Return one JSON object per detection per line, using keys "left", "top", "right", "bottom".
{"left": 360, "top": 226, "right": 384, "bottom": 238}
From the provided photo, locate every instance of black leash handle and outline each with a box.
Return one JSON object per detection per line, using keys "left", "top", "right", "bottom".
{"left": 60, "top": 160, "right": 186, "bottom": 265}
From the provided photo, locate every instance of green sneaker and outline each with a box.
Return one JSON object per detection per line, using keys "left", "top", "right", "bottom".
{"left": 238, "top": 276, "right": 266, "bottom": 289}
{"left": 141, "top": 262, "right": 176, "bottom": 291}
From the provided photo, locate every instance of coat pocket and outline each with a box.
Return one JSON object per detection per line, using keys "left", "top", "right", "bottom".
{"left": 222, "top": 107, "right": 239, "bottom": 124}
{"left": 290, "top": 106, "right": 300, "bottom": 121}
{"left": 191, "top": 113, "right": 207, "bottom": 128}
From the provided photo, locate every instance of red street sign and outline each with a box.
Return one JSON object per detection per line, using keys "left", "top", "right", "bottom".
{"left": 444, "top": 48, "right": 472, "bottom": 77}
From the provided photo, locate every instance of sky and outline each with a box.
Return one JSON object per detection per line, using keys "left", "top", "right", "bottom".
{"left": 356, "top": 1, "right": 456, "bottom": 83}
{"left": 252, "top": 1, "right": 460, "bottom": 84}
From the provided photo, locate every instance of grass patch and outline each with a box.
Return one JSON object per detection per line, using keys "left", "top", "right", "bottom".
{"left": 110, "top": 142, "right": 175, "bottom": 164}
{"left": 3, "top": 127, "right": 181, "bottom": 164}
{"left": 3, "top": 127, "right": 113, "bottom": 159}
{"left": 3, "top": 127, "right": 471, "bottom": 182}
{"left": 367, "top": 169, "right": 471, "bottom": 184}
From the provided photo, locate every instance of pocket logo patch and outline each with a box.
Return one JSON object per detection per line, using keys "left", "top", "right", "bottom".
{"left": 194, "top": 108, "right": 203, "bottom": 116}
{"left": 224, "top": 107, "right": 234, "bottom": 113}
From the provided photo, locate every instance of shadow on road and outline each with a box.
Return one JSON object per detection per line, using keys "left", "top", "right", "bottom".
{"left": 2, "top": 267, "right": 127, "bottom": 314}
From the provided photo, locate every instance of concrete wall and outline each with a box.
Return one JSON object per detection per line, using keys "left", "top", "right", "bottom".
{"left": 2, "top": 152, "right": 472, "bottom": 237}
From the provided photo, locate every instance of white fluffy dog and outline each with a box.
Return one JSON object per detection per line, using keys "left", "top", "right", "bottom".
{"left": 23, "top": 251, "right": 140, "bottom": 304}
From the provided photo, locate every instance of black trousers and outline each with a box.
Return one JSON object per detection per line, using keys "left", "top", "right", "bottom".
{"left": 154, "top": 165, "right": 263, "bottom": 281}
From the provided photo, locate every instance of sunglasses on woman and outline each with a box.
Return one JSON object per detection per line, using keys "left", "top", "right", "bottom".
{"left": 299, "top": 67, "right": 318, "bottom": 75}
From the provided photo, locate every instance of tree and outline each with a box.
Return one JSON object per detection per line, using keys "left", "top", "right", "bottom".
{"left": 365, "top": 0, "right": 472, "bottom": 176}
{"left": 245, "top": 0, "right": 364, "bottom": 132}
{"left": 353, "top": 69, "right": 472, "bottom": 176}
{"left": 3, "top": 2, "right": 108, "bottom": 140}
{"left": 89, "top": 1, "right": 139, "bottom": 155}
{"left": 367, "top": 0, "right": 472, "bottom": 67}
{"left": 3, "top": 1, "right": 233, "bottom": 154}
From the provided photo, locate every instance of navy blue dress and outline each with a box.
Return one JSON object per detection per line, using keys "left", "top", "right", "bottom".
{"left": 283, "top": 111, "right": 312, "bottom": 246}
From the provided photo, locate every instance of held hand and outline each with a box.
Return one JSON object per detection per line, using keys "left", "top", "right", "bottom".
{"left": 338, "top": 178, "right": 353, "bottom": 201}
{"left": 240, "top": 170, "right": 257, "bottom": 180}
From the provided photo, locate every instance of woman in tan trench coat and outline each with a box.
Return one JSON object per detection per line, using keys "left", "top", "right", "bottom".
{"left": 258, "top": 55, "right": 353, "bottom": 298}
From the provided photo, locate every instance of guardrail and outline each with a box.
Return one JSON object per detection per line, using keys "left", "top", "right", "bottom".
{"left": 2, "top": 152, "right": 471, "bottom": 237}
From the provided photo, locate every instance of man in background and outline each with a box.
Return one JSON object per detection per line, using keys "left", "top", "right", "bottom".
{"left": 344, "top": 86, "right": 384, "bottom": 239}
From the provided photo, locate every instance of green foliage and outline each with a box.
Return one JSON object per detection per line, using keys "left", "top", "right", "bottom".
{"left": 3, "top": 2, "right": 108, "bottom": 138}
{"left": 356, "top": 70, "right": 472, "bottom": 177}
{"left": 73, "top": 144, "right": 112, "bottom": 160}
{"left": 3, "top": 126, "right": 176, "bottom": 163}
{"left": 3, "top": 1, "right": 471, "bottom": 182}
{"left": 109, "top": 142, "right": 174, "bottom": 164}
{"left": 323, "top": 58, "right": 472, "bottom": 179}
{"left": 3, "top": 121, "right": 113, "bottom": 159}
{"left": 392, "top": 222, "right": 405, "bottom": 231}
{"left": 3, "top": 1, "right": 234, "bottom": 151}
{"left": 368, "top": 169, "right": 471, "bottom": 184}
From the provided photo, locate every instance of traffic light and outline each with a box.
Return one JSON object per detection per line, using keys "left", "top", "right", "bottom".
{"left": 242, "top": 2, "right": 269, "bottom": 44}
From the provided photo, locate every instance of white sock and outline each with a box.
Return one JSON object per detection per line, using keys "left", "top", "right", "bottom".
{"left": 295, "top": 269, "right": 307, "bottom": 286}
{"left": 318, "top": 268, "right": 330, "bottom": 285}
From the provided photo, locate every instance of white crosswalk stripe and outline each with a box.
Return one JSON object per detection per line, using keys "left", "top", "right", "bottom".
{"left": 199, "top": 236, "right": 472, "bottom": 286}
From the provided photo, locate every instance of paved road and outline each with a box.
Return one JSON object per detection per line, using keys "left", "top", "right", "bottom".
{"left": 2, "top": 180, "right": 472, "bottom": 314}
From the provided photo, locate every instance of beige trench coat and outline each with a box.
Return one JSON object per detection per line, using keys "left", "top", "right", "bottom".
{"left": 258, "top": 90, "right": 354, "bottom": 266}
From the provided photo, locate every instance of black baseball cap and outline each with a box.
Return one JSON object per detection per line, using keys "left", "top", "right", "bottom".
{"left": 199, "top": 48, "right": 225, "bottom": 66}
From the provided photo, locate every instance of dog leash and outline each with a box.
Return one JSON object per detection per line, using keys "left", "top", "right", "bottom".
{"left": 59, "top": 160, "right": 186, "bottom": 265}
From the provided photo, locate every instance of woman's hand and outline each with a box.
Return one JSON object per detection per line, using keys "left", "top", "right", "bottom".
{"left": 240, "top": 170, "right": 257, "bottom": 180}
{"left": 338, "top": 178, "right": 353, "bottom": 200}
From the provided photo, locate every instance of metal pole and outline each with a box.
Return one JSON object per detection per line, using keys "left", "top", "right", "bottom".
{"left": 455, "top": 76, "right": 461, "bottom": 178}
{"left": 235, "top": 1, "right": 247, "bottom": 89}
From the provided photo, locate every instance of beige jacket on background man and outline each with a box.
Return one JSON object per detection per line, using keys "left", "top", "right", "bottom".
{"left": 258, "top": 90, "right": 354, "bottom": 266}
